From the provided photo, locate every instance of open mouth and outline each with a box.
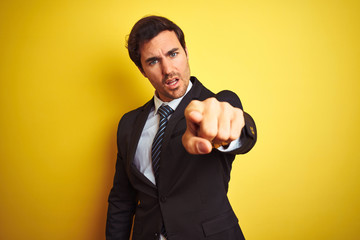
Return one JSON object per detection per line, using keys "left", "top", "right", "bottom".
{"left": 165, "top": 78, "right": 179, "bottom": 86}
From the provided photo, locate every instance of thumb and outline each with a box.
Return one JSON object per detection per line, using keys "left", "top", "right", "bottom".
{"left": 182, "top": 131, "right": 212, "bottom": 154}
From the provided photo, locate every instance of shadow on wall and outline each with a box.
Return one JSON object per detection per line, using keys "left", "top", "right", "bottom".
{"left": 84, "top": 54, "right": 151, "bottom": 240}
{"left": 103, "top": 53, "right": 152, "bottom": 112}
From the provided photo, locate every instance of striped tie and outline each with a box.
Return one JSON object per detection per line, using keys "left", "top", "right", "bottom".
{"left": 151, "top": 104, "right": 174, "bottom": 180}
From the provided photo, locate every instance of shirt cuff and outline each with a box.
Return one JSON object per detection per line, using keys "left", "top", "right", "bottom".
{"left": 217, "top": 137, "right": 242, "bottom": 152}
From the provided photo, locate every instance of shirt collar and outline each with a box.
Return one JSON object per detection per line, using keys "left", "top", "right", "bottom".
{"left": 153, "top": 80, "right": 193, "bottom": 115}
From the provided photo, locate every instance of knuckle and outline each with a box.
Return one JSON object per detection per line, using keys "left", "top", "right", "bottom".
{"left": 186, "top": 100, "right": 200, "bottom": 110}
{"left": 217, "top": 101, "right": 234, "bottom": 117}
{"left": 220, "top": 101, "right": 231, "bottom": 109}
{"left": 205, "top": 97, "right": 217, "bottom": 104}
{"left": 200, "top": 127, "right": 217, "bottom": 140}
{"left": 190, "top": 99, "right": 201, "bottom": 106}
{"left": 216, "top": 129, "right": 230, "bottom": 141}
{"left": 234, "top": 108, "right": 244, "bottom": 118}
{"left": 238, "top": 112, "right": 245, "bottom": 128}
{"left": 229, "top": 129, "right": 240, "bottom": 141}
{"left": 204, "top": 97, "right": 219, "bottom": 108}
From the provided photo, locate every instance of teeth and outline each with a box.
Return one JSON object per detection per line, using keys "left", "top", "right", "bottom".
{"left": 167, "top": 79, "right": 178, "bottom": 85}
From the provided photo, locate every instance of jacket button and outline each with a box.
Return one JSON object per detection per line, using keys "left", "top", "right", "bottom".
{"left": 154, "top": 232, "right": 159, "bottom": 239}
{"left": 160, "top": 195, "right": 167, "bottom": 202}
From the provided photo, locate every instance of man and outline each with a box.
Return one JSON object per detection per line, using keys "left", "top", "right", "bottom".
{"left": 106, "top": 16, "right": 257, "bottom": 240}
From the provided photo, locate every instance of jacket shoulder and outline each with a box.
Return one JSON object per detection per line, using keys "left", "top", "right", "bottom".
{"left": 116, "top": 100, "right": 152, "bottom": 141}
{"left": 119, "top": 100, "right": 151, "bottom": 124}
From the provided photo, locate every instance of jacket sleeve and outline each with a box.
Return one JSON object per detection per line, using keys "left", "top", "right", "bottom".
{"left": 106, "top": 118, "right": 137, "bottom": 240}
{"left": 215, "top": 90, "right": 257, "bottom": 154}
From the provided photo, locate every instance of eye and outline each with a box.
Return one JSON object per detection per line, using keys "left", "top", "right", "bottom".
{"left": 170, "top": 52, "right": 178, "bottom": 58}
{"left": 149, "top": 59, "right": 158, "bottom": 66}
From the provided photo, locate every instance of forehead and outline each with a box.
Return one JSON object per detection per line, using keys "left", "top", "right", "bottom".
{"left": 140, "top": 30, "right": 182, "bottom": 57}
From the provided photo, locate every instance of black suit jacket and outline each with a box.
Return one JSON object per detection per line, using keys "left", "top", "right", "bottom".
{"left": 106, "top": 77, "right": 257, "bottom": 240}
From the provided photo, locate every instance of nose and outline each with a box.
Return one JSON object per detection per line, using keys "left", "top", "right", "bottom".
{"left": 161, "top": 58, "right": 173, "bottom": 76}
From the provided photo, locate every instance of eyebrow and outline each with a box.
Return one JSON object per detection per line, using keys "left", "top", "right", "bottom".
{"left": 166, "top": 48, "right": 179, "bottom": 56}
{"left": 145, "top": 56, "right": 159, "bottom": 64}
{"left": 144, "top": 48, "right": 180, "bottom": 64}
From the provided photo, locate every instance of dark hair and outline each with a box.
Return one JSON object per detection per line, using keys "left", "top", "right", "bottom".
{"left": 127, "top": 15, "right": 186, "bottom": 71}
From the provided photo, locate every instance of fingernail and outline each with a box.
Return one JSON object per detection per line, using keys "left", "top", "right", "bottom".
{"left": 197, "top": 142, "right": 208, "bottom": 154}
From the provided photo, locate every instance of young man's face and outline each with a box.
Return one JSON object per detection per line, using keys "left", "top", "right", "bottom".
{"left": 139, "top": 30, "right": 190, "bottom": 102}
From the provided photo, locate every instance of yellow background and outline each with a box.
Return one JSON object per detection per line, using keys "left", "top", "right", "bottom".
{"left": 1, "top": 0, "right": 359, "bottom": 239}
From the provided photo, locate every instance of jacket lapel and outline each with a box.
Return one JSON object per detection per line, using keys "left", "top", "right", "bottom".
{"left": 127, "top": 100, "right": 158, "bottom": 191}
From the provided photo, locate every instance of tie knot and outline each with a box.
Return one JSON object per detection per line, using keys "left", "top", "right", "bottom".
{"left": 158, "top": 105, "right": 174, "bottom": 119}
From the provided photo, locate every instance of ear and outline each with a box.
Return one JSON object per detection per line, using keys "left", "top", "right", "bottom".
{"left": 185, "top": 47, "right": 189, "bottom": 60}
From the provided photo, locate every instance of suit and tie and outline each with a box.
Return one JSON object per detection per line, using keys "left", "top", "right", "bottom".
{"left": 106, "top": 77, "right": 257, "bottom": 240}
